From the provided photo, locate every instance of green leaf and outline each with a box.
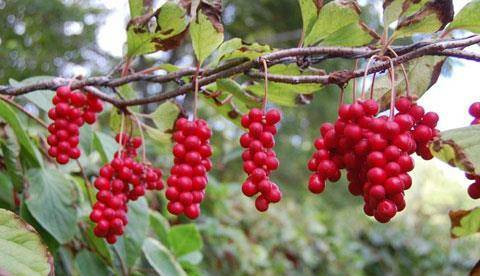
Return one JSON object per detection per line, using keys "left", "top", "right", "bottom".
{"left": 127, "top": 2, "right": 188, "bottom": 57}
{"left": 190, "top": 10, "right": 224, "bottom": 64}
{"left": 0, "top": 100, "right": 42, "bottom": 167}
{"left": 0, "top": 172, "right": 14, "bottom": 209}
{"left": 383, "top": 0, "right": 429, "bottom": 28}
{"left": 178, "top": 251, "right": 203, "bottom": 265}
{"left": 167, "top": 224, "right": 203, "bottom": 257}
{"left": 209, "top": 38, "right": 272, "bottom": 67}
{"left": 304, "top": 1, "right": 375, "bottom": 46}
{"left": 149, "top": 211, "right": 170, "bottom": 246}
{"left": 117, "top": 198, "right": 149, "bottom": 268}
{"left": 430, "top": 125, "right": 480, "bottom": 174}
{"left": 142, "top": 237, "right": 187, "bottom": 276}
{"left": 25, "top": 168, "right": 78, "bottom": 244}
{"left": 75, "top": 250, "right": 110, "bottom": 276}
{"left": 450, "top": 208, "right": 480, "bottom": 238}
{"left": 298, "top": 0, "right": 322, "bottom": 36}
{"left": 216, "top": 79, "right": 261, "bottom": 108}
{"left": 149, "top": 101, "right": 180, "bottom": 133}
{"left": 0, "top": 208, "right": 53, "bottom": 275}
{"left": 1, "top": 140, "right": 23, "bottom": 191}
{"left": 246, "top": 64, "right": 320, "bottom": 107}
{"left": 447, "top": 0, "right": 480, "bottom": 33}
{"left": 321, "top": 22, "right": 375, "bottom": 47}
{"left": 93, "top": 132, "right": 118, "bottom": 165}
{"left": 392, "top": 0, "right": 454, "bottom": 39}
{"left": 372, "top": 55, "right": 446, "bottom": 111}
{"left": 201, "top": 91, "right": 246, "bottom": 127}
{"left": 9, "top": 77, "right": 55, "bottom": 112}
{"left": 129, "top": 0, "right": 146, "bottom": 18}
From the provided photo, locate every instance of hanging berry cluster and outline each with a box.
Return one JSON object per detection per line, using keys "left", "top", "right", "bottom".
{"left": 47, "top": 86, "right": 103, "bottom": 164}
{"left": 240, "top": 108, "right": 282, "bottom": 212}
{"left": 90, "top": 133, "right": 164, "bottom": 244}
{"left": 465, "top": 102, "right": 480, "bottom": 199}
{"left": 307, "top": 95, "right": 439, "bottom": 223}
{"left": 166, "top": 118, "right": 213, "bottom": 219}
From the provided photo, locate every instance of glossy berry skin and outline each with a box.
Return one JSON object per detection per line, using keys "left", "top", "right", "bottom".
{"left": 306, "top": 97, "right": 440, "bottom": 223}
{"left": 47, "top": 86, "right": 103, "bottom": 164}
{"left": 240, "top": 108, "right": 282, "bottom": 211}
{"left": 166, "top": 118, "right": 212, "bottom": 219}
{"left": 90, "top": 133, "right": 164, "bottom": 244}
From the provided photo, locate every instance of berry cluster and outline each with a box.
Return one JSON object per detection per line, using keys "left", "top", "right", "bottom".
{"left": 307, "top": 96, "right": 439, "bottom": 222}
{"left": 47, "top": 86, "right": 103, "bottom": 164}
{"left": 166, "top": 118, "right": 213, "bottom": 219}
{"left": 90, "top": 133, "right": 164, "bottom": 243}
{"left": 466, "top": 102, "right": 480, "bottom": 199}
{"left": 239, "top": 108, "right": 282, "bottom": 212}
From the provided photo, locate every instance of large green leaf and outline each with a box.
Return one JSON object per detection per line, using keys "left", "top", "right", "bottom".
{"left": 216, "top": 79, "right": 261, "bottom": 108}
{"left": 142, "top": 237, "right": 187, "bottom": 276}
{"left": 450, "top": 208, "right": 480, "bottom": 238}
{"left": 447, "top": 0, "right": 480, "bottom": 34}
{"left": 430, "top": 125, "right": 480, "bottom": 174}
{"left": 93, "top": 132, "right": 117, "bottom": 165}
{"left": 210, "top": 38, "right": 272, "bottom": 67}
{"left": 190, "top": 10, "right": 224, "bottom": 64}
{"left": 167, "top": 224, "right": 203, "bottom": 257}
{"left": 149, "top": 211, "right": 170, "bottom": 246}
{"left": 304, "top": 0, "right": 375, "bottom": 46}
{"left": 298, "top": 0, "right": 322, "bottom": 36}
{"left": 149, "top": 101, "right": 181, "bottom": 133}
{"left": 201, "top": 86, "right": 249, "bottom": 128}
{"left": 127, "top": 2, "right": 188, "bottom": 57}
{"left": 75, "top": 250, "right": 110, "bottom": 276}
{"left": 0, "top": 100, "right": 42, "bottom": 167}
{"left": 115, "top": 198, "right": 149, "bottom": 268}
{"left": 372, "top": 55, "right": 446, "bottom": 111}
{"left": 9, "top": 77, "right": 55, "bottom": 112}
{"left": 246, "top": 64, "right": 320, "bottom": 107}
{"left": 25, "top": 168, "right": 79, "bottom": 244}
{"left": 0, "top": 208, "right": 53, "bottom": 275}
{"left": 321, "top": 22, "right": 376, "bottom": 47}
{"left": 392, "top": 0, "right": 454, "bottom": 39}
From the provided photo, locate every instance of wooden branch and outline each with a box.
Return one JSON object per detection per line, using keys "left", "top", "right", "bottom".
{"left": 0, "top": 35, "right": 479, "bottom": 107}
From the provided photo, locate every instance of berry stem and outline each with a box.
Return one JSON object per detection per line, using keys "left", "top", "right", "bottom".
{"left": 361, "top": 55, "right": 378, "bottom": 100}
{"left": 132, "top": 114, "right": 147, "bottom": 163}
{"left": 260, "top": 58, "right": 269, "bottom": 113}
{"left": 352, "top": 59, "right": 359, "bottom": 98}
{"left": 385, "top": 56, "right": 396, "bottom": 120}
{"left": 369, "top": 72, "right": 377, "bottom": 99}
{"left": 193, "top": 62, "right": 201, "bottom": 120}
{"left": 338, "top": 86, "right": 345, "bottom": 107}
{"left": 118, "top": 112, "right": 126, "bottom": 153}
{"left": 75, "top": 159, "right": 95, "bottom": 206}
{"left": 387, "top": 46, "right": 411, "bottom": 97}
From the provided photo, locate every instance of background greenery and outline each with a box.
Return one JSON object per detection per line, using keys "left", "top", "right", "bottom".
{"left": 1, "top": 0, "right": 479, "bottom": 275}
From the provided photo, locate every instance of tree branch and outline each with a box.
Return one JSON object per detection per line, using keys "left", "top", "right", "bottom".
{"left": 0, "top": 35, "right": 479, "bottom": 107}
